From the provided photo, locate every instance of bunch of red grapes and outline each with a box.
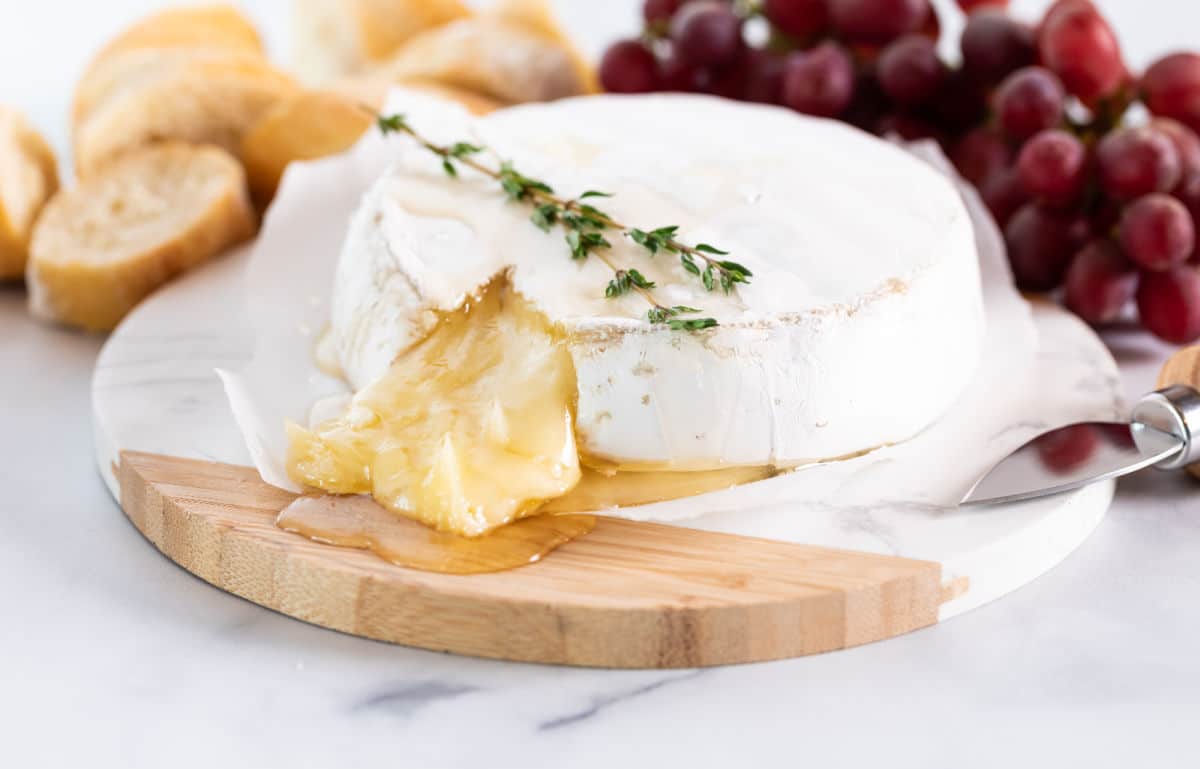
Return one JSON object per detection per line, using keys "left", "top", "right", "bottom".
{"left": 599, "top": 0, "right": 1200, "bottom": 345}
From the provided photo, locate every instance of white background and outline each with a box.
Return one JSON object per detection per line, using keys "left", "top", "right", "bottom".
{"left": 2, "top": 2, "right": 1199, "bottom": 768}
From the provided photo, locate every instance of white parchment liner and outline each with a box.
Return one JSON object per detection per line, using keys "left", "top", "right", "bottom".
{"left": 218, "top": 90, "right": 1121, "bottom": 533}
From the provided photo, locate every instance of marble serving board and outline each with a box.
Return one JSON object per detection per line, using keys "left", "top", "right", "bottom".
{"left": 91, "top": 139, "right": 1123, "bottom": 667}
{"left": 93, "top": 209, "right": 1123, "bottom": 667}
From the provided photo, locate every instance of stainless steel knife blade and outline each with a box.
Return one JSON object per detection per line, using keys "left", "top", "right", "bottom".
{"left": 961, "top": 385, "right": 1200, "bottom": 506}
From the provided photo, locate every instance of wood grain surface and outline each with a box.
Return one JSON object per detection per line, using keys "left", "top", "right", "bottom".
{"left": 117, "top": 451, "right": 948, "bottom": 668}
{"left": 1157, "top": 344, "right": 1200, "bottom": 479}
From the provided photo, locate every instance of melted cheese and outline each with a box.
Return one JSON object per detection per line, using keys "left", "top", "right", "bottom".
{"left": 287, "top": 281, "right": 581, "bottom": 537}
{"left": 540, "top": 465, "right": 776, "bottom": 514}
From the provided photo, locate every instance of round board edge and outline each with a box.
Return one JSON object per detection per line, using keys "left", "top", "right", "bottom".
{"left": 112, "top": 450, "right": 951, "bottom": 669}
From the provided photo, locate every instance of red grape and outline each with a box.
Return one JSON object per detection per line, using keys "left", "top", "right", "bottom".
{"left": 701, "top": 62, "right": 749, "bottom": 99}
{"left": 644, "top": 0, "right": 684, "bottom": 26}
{"left": 828, "top": 0, "right": 930, "bottom": 46}
{"left": 1005, "top": 203, "right": 1088, "bottom": 291}
{"left": 951, "top": 127, "right": 1013, "bottom": 186}
{"left": 1175, "top": 170, "right": 1200, "bottom": 249}
{"left": 1064, "top": 240, "right": 1138, "bottom": 324}
{"left": 1137, "top": 266, "right": 1200, "bottom": 343}
{"left": 843, "top": 72, "right": 889, "bottom": 131}
{"left": 876, "top": 113, "right": 944, "bottom": 143}
{"left": 994, "top": 67, "right": 1065, "bottom": 141}
{"left": 670, "top": 1, "right": 744, "bottom": 67}
{"left": 1038, "top": 0, "right": 1125, "bottom": 105}
{"left": 1096, "top": 126, "right": 1182, "bottom": 200}
{"left": 1040, "top": 0, "right": 1095, "bottom": 28}
{"left": 877, "top": 35, "right": 945, "bottom": 107}
{"left": 1016, "top": 129, "right": 1087, "bottom": 204}
{"left": 960, "top": 10, "right": 1036, "bottom": 85}
{"left": 929, "top": 69, "right": 988, "bottom": 132}
{"left": 917, "top": 7, "right": 940, "bottom": 41}
{"left": 781, "top": 42, "right": 855, "bottom": 117}
{"left": 1090, "top": 199, "right": 1123, "bottom": 240}
{"left": 1151, "top": 118, "right": 1200, "bottom": 174}
{"left": 1036, "top": 424, "right": 1100, "bottom": 474}
{"left": 600, "top": 40, "right": 661, "bottom": 94}
{"left": 1119, "top": 193, "right": 1195, "bottom": 271}
{"left": 981, "top": 167, "right": 1030, "bottom": 228}
{"left": 763, "top": 0, "right": 829, "bottom": 38}
{"left": 658, "top": 46, "right": 699, "bottom": 91}
{"left": 743, "top": 49, "right": 787, "bottom": 104}
{"left": 1142, "top": 53, "right": 1200, "bottom": 135}
{"left": 958, "top": 0, "right": 1009, "bottom": 9}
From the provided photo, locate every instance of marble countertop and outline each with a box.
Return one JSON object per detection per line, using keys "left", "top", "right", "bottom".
{"left": 3, "top": 1, "right": 1200, "bottom": 767}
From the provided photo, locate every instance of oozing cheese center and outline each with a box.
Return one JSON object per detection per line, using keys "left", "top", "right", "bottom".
{"left": 288, "top": 277, "right": 778, "bottom": 537}
{"left": 287, "top": 281, "right": 582, "bottom": 537}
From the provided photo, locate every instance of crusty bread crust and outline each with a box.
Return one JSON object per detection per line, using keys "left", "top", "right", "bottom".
{"left": 74, "top": 48, "right": 272, "bottom": 128}
{"left": 74, "top": 56, "right": 298, "bottom": 176}
{"left": 27, "top": 142, "right": 255, "bottom": 331}
{"left": 0, "top": 107, "right": 59, "bottom": 280}
{"left": 239, "top": 89, "right": 374, "bottom": 209}
{"left": 91, "top": 4, "right": 263, "bottom": 63}
{"left": 292, "top": 0, "right": 470, "bottom": 84}
{"left": 241, "top": 83, "right": 501, "bottom": 209}
{"left": 485, "top": 0, "right": 599, "bottom": 94}
{"left": 379, "top": 17, "right": 589, "bottom": 105}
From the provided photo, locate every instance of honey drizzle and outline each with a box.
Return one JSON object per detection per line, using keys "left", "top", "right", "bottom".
{"left": 278, "top": 495, "right": 595, "bottom": 574}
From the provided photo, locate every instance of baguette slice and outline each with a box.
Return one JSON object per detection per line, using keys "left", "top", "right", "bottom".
{"left": 240, "top": 83, "right": 501, "bottom": 208}
{"left": 0, "top": 108, "right": 59, "bottom": 279}
{"left": 486, "top": 0, "right": 599, "bottom": 95}
{"left": 333, "top": 76, "right": 505, "bottom": 116}
{"left": 75, "top": 56, "right": 298, "bottom": 176}
{"left": 92, "top": 4, "right": 263, "bottom": 62}
{"left": 240, "top": 90, "right": 374, "bottom": 209}
{"left": 74, "top": 49, "right": 274, "bottom": 130}
{"left": 292, "top": 0, "right": 470, "bottom": 84}
{"left": 28, "top": 143, "right": 255, "bottom": 332}
{"left": 74, "top": 5, "right": 267, "bottom": 133}
{"left": 378, "top": 15, "right": 589, "bottom": 105}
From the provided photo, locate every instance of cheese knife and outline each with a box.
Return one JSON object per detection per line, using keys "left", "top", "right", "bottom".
{"left": 962, "top": 346, "right": 1200, "bottom": 505}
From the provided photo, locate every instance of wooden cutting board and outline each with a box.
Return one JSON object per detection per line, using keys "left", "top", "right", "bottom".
{"left": 118, "top": 451, "right": 947, "bottom": 668}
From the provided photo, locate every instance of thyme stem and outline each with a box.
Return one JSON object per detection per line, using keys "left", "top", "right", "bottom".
{"left": 370, "top": 109, "right": 750, "bottom": 331}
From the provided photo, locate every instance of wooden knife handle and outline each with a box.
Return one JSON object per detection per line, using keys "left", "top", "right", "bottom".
{"left": 1157, "top": 346, "right": 1200, "bottom": 479}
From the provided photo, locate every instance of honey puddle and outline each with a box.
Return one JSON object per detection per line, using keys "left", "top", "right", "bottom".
{"left": 278, "top": 495, "right": 596, "bottom": 574}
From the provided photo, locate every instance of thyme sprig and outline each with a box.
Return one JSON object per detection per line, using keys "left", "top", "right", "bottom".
{"left": 372, "top": 111, "right": 754, "bottom": 330}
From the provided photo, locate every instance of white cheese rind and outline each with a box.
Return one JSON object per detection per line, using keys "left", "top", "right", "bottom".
{"left": 331, "top": 91, "right": 985, "bottom": 469}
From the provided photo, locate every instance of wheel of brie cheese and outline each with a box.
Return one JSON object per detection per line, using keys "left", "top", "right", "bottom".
{"left": 288, "top": 92, "right": 984, "bottom": 537}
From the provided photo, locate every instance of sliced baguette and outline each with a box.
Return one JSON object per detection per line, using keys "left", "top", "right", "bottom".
{"left": 74, "top": 6, "right": 267, "bottom": 138}
{"left": 332, "top": 76, "right": 506, "bottom": 116}
{"left": 486, "top": 0, "right": 599, "bottom": 95}
{"left": 74, "top": 56, "right": 298, "bottom": 176}
{"left": 241, "top": 83, "right": 501, "bottom": 208}
{"left": 0, "top": 107, "right": 59, "bottom": 279}
{"left": 91, "top": 4, "right": 263, "bottom": 63}
{"left": 74, "top": 48, "right": 275, "bottom": 130}
{"left": 292, "top": 0, "right": 470, "bottom": 84}
{"left": 378, "top": 16, "right": 589, "bottom": 105}
{"left": 239, "top": 89, "right": 374, "bottom": 208}
{"left": 27, "top": 142, "right": 255, "bottom": 332}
